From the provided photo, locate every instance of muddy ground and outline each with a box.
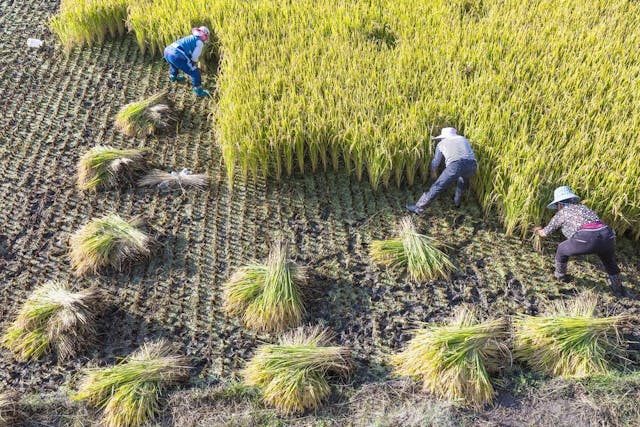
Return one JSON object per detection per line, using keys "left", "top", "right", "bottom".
{"left": 1, "top": 1, "right": 640, "bottom": 425}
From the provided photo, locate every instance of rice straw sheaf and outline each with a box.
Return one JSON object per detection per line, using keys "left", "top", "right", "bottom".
{"left": 72, "top": 340, "right": 190, "bottom": 427}
{"left": 1, "top": 282, "right": 104, "bottom": 361}
{"left": 69, "top": 214, "right": 153, "bottom": 276}
{"left": 514, "top": 292, "right": 631, "bottom": 378}
{"left": 223, "top": 241, "right": 307, "bottom": 332}
{"left": 138, "top": 169, "right": 209, "bottom": 191}
{"left": 242, "top": 326, "right": 351, "bottom": 414}
{"left": 77, "top": 145, "right": 150, "bottom": 191}
{"left": 392, "top": 306, "right": 510, "bottom": 409}
{"left": 115, "top": 92, "right": 174, "bottom": 137}
{"left": 370, "top": 216, "right": 454, "bottom": 281}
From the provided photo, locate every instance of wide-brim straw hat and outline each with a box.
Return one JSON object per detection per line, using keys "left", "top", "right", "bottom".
{"left": 431, "top": 127, "right": 458, "bottom": 140}
{"left": 547, "top": 186, "right": 580, "bottom": 209}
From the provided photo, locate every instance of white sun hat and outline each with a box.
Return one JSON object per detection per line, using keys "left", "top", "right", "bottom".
{"left": 547, "top": 186, "right": 580, "bottom": 210}
{"left": 192, "top": 26, "right": 211, "bottom": 40}
{"left": 431, "top": 127, "right": 458, "bottom": 140}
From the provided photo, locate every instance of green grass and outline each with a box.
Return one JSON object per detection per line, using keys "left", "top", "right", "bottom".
{"left": 513, "top": 293, "right": 630, "bottom": 378}
{"left": 392, "top": 306, "right": 510, "bottom": 409}
{"left": 72, "top": 340, "right": 190, "bottom": 427}
{"left": 1, "top": 282, "right": 103, "bottom": 361}
{"left": 52, "top": 0, "right": 640, "bottom": 238}
{"left": 115, "top": 92, "right": 173, "bottom": 137}
{"left": 242, "top": 326, "right": 351, "bottom": 414}
{"left": 69, "top": 214, "right": 153, "bottom": 276}
{"left": 576, "top": 371, "right": 640, "bottom": 424}
{"left": 77, "top": 146, "right": 149, "bottom": 191}
{"left": 370, "top": 216, "right": 454, "bottom": 282}
{"left": 222, "top": 242, "right": 306, "bottom": 332}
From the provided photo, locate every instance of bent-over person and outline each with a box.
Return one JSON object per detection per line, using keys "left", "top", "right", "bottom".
{"left": 407, "top": 127, "right": 478, "bottom": 214}
{"left": 534, "top": 186, "right": 626, "bottom": 296}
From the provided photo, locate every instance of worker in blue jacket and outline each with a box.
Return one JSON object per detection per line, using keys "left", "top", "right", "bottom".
{"left": 164, "top": 26, "right": 211, "bottom": 97}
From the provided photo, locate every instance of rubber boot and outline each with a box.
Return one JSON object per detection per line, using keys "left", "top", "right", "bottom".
{"left": 554, "top": 261, "right": 570, "bottom": 282}
{"left": 193, "top": 86, "right": 211, "bottom": 97}
{"left": 454, "top": 177, "right": 464, "bottom": 208}
{"left": 608, "top": 274, "right": 626, "bottom": 297}
{"left": 170, "top": 74, "right": 186, "bottom": 82}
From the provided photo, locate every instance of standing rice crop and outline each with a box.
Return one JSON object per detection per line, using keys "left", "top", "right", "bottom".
{"left": 69, "top": 214, "right": 153, "bottom": 276}
{"left": 50, "top": 0, "right": 129, "bottom": 52}
{"left": 392, "top": 306, "right": 510, "bottom": 408}
{"left": 513, "top": 293, "right": 630, "bottom": 378}
{"left": 77, "top": 146, "right": 150, "bottom": 191}
{"left": 52, "top": 0, "right": 640, "bottom": 238}
{"left": 223, "top": 242, "right": 306, "bottom": 332}
{"left": 115, "top": 92, "right": 174, "bottom": 137}
{"left": 1, "top": 282, "right": 103, "bottom": 361}
{"left": 72, "top": 340, "right": 190, "bottom": 427}
{"left": 370, "top": 216, "right": 454, "bottom": 281}
{"left": 242, "top": 326, "right": 351, "bottom": 414}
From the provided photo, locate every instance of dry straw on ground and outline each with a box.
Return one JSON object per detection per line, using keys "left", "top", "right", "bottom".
{"left": 115, "top": 92, "right": 174, "bottom": 137}
{"left": 223, "top": 241, "right": 307, "bottom": 332}
{"left": 0, "top": 391, "right": 23, "bottom": 427}
{"left": 138, "top": 169, "right": 209, "bottom": 191}
{"left": 392, "top": 306, "right": 510, "bottom": 409}
{"left": 242, "top": 326, "right": 351, "bottom": 414}
{"left": 1, "top": 282, "right": 103, "bottom": 361}
{"left": 370, "top": 216, "right": 454, "bottom": 282}
{"left": 72, "top": 340, "right": 190, "bottom": 427}
{"left": 69, "top": 214, "right": 153, "bottom": 276}
{"left": 77, "top": 146, "right": 150, "bottom": 191}
{"left": 514, "top": 292, "right": 631, "bottom": 378}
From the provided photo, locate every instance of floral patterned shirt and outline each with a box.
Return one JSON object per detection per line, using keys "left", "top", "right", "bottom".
{"left": 542, "top": 204, "right": 602, "bottom": 239}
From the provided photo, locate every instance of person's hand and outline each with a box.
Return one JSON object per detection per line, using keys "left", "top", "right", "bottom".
{"left": 430, "top": 169, "right": 437, "bottom": 180}
{"left": 533, "top": 226, "right": 545, "bottom": 237}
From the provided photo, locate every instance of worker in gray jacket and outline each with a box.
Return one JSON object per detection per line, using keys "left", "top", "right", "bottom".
{"left": 407, "top": 127, "right": 478, "bottom": 214}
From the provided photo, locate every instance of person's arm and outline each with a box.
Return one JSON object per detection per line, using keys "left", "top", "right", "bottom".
{"left": 536, "top": 210, "right": 564, "bottom": 237}
{"left": 191, "top": 40, "right": 204, "bottom": 63}
{"left": 430, "top": 143, "right": 444, "bottom": 178}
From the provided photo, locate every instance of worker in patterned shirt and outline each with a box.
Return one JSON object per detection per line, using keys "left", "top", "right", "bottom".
{"left": 534, "top": 186, "right": 626, "bottom": 296}
{"left": 164, "top": 26, "right": 211, "bottom": 97}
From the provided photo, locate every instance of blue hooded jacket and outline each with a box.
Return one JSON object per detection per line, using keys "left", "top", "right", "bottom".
{"left": 170, "top": 35, "right": 204, "bottom": 62}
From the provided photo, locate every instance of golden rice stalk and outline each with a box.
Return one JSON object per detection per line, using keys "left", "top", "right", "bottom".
{"left": 72, "top": 340, "right": 190, "bottom": 427}
{"left": 242, "top": 326, "right": 351, "bottom": 414}
{"left": 138, "top": 169, "right": 209, "bottom": 191}
{"left": 77, "top": 146, "right": 150, "bottom": 191}
{"left": 223, "top": 242, "right": 307, "bottom": 332}
{"left": 69, "top": 214, "right": 153, "bottom": 276}
{"left": 392, "top": 306, "right": 510, "bottom": 409}
{"left": 50, "top": 0, "right": 128, "bottom": 52}
{"left": 1, "top": 282, "right": 104, "bottom": 361}
{"left": 115, "top": 92, "right": 174, "bottom": 137}
{"left": 370, "top": 216, "right": 454, "bottom": 281}
{"left": 514, "top": 292, "right": 630, "bottom": 378}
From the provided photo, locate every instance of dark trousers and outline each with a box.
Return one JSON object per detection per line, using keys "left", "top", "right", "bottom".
{"left": 164, "top": 48, "right": 202, "bottom": 87}
{"left": 417, "top": 159, "right": 477, "bottom": 208}
{"left": 556, "top": 227, "right": 620, "bottom": 275}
